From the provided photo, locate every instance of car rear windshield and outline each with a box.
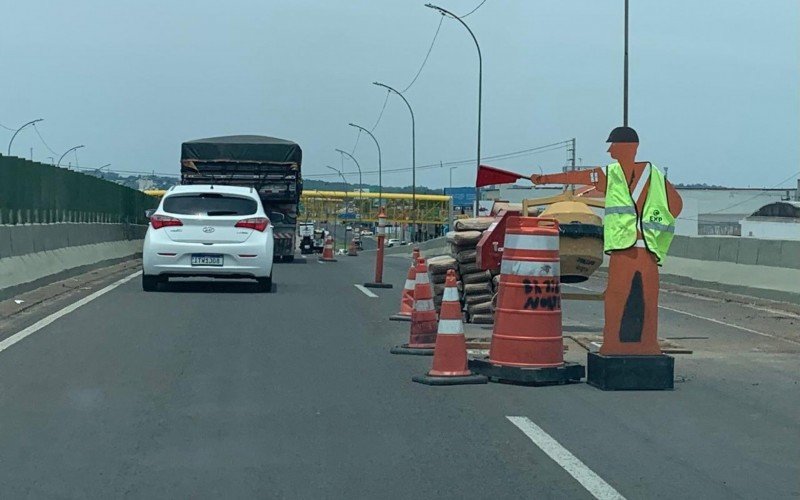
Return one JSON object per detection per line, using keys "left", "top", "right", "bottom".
{"left": 163, "top": 193, "right": 258, "bottom": 216}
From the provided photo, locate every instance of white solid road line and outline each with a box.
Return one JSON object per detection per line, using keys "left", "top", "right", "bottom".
{"left": 0, "top": 271, "right": 141, "bottom": 355}
{"left": 566, "top": 284, "right": 800, "bottom": 346}
{"left": 354, "top": 284, "right": 378, "bottom": 298}
{"left": 507, "top": 416, "right": 626, "bottom": 500}
{"left": 658, "top": 305, "right": 800, "bottom": 346}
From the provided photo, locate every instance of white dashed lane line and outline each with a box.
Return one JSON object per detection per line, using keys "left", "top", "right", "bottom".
{"left": 507, "top": 416, "right": 626, "bottom": 500}
{"left": 354, "top": 285, "right": 378, "bottom": 298}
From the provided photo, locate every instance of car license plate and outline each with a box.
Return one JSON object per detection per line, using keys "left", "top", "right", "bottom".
{"left": 191, "top": 254, "right": 223, "bottom": 266}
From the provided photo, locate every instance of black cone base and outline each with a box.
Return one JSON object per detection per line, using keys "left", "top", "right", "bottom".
{"left": 364, "top": 282, "right": 393, "bottom": 289}
{"left": 587, "top": 352, "right": 674, "bottom": 391}
{"left": 469, "top": 357, "right": 584, "bottom": 385}
{"left": 390, "top": 344, "right": 434, "bottom": 356}
{"left": 389, "top": 314, "right": 412, "bottom": 322}
{"left": 412, "top": 373, "right": 488, "bottom": 386}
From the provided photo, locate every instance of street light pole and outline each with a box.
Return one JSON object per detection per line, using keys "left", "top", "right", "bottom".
{"left": 57, "top": 145, "right": 85, "bottom": 169}
{"left": 425, "top": 4, "right": 482, "bottom": 215}
{"left": 624, "top": 0, "right": 629, "bottom": 126}
{"left": 348, "top": 123, "right": 382, "bottom": 208}
{"left": 373, "top": 81, "right": 416, "bottom": 240}
{"left": 326, "top": 165, "right": 349, "bottom": 252}
{"left": 94, "top": 163, "right": 111, "bottom": 179}
{"left": 8, "top": 118, "right": 43, "bottom": 156}
{"left": 335, "top": 148, "right": 362, "bottom": 202}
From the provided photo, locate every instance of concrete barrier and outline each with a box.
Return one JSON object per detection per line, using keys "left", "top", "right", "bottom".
{"left": 0, "top": 223, "right": 146, "bottom": 299}
{"left": 668, "top": 235, "right": 800, "bottom": 269}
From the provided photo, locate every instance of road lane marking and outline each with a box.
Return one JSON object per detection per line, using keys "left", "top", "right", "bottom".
{"left": 0, "top": 271, "right": 141, "bottom": 355}
{"left": 354, "top": 285, "right": 378, "bottom": 298}
{"left": 657, "top": 305, "right": 800, "bottom": 345}
{"left": 566, "top": 284, "right": 800, "bottom": 346}
{"left": 507, "top": 416, "right": 626, "bottom": 500}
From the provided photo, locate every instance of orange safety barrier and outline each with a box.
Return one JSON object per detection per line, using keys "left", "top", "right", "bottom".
{"left": 319, "top": 235, "right": 337, "bottom": 262}
{"left": 389, "top": 263, "right": 416, "bottom": 322}
{"left": 390, "top": 257, "right": 437, "bottom": 356}
{"left": 413, "top": 269, "right": 487, "bottom": 385}
{"left": 469, "top": 217, "right": 584, "bottom": 384}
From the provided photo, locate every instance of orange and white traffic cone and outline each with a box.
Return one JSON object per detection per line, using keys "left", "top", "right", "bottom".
{"left": 469, "top": 216, "right": 584, "bottom": 384}
{"left": 413, "top": 269, "right": 488, "bottom": 385}
{"left": 319, "top": 235, "right": 337, "bottom": 262}
{"left": 390, "top": 257, "right": 437, "bottom": 356}
{"left": 389, "top": 262, "right": 416, "bottom": 322}
{"left": 411, "top": 246, "right": 420, "bottom": 265}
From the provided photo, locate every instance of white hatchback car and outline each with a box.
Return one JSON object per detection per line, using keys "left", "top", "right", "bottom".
{"left": 142, "top": 185, "right": 275, "bottom": 292}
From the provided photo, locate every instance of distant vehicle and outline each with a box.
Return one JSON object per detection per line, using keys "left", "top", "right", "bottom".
{"left": 142, "top": 185, "right": 274, "bottom": 292}
{"left": 360, "top": 230, "right": 373, "bottom": 236}
{"left": 387, "top": 238, "right": 400, "bottom": 247}
{"left": 298, "top": 222, "right": 314, "bottom": 254}
{"left": 400, "top": 240, "right": 408, "bottom": 245}
{"left": 180, "top": 135, "right": 302, "bottom": 263}
{"left": 346, "top": 226, "right": 353, "bottom": 231}
{"left": 312, "top": 228, "right": 326, "bottom": 253}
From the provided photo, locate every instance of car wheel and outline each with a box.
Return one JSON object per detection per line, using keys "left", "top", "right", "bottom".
{"left": 142, "top": 274, "right": 159, "bottom": 292}
{"left": 257, "top": 276, "right": 273, "bottom": 293}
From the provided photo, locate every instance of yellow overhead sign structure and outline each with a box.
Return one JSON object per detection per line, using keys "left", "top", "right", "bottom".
{"left": 142, "top": 189, "right": 453, "bottom": 225}
{"left": 302, "top": 190, "right": 451, "bottom": 224}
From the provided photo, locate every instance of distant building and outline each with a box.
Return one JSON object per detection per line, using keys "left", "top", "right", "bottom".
{"left": 740, "top": 201, "right": 800, "bottom": 241}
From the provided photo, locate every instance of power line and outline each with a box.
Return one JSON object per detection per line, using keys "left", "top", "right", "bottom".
{"left": 32, "top": 123, "right": 59, "bottom": 155}
{"left": 309, "top": 140, "right": 570, "bottom": 178}
{"left": 0, "top": 122, "right": 16, "bottom": 131}
{"left": 461, "top": 0, "right": 488, "bottom": 18}
{"left": 400, "top": 15, "right": 444, "bottom": 93}
{"left": 370, "top": 90, "right": 390, "bottom": 132}
{"left": 705, "top": 171, "right": 800, "bottom": 214}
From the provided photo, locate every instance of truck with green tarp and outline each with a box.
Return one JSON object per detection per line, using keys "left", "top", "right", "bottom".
{"left": 180, "top": 135, "right": 302, "bottom": 262}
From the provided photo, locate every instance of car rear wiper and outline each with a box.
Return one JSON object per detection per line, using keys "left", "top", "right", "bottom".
{"left": 206, "top": 210, "right": 239, "bottom": 216}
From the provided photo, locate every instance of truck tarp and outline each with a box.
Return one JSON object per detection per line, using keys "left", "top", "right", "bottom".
{"left": 181, "top": 135, "right": 302, "bottom": 165}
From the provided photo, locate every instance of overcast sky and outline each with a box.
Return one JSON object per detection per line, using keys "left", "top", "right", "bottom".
{"left": 1, "top": 0, "right": 798, "bottom": 189}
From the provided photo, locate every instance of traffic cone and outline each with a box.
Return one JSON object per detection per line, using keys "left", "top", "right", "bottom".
{"left": 390, "top": 257, "right": 437, "bottom": 356}
{"left": 413, "top": 269, "right": 488, "bottom": 385}
{"left": 389, "top": 262, "right": 416, "bottom": 321}
{"left": 319, "top": 235, "right": 337, "bottom": 262}
{"left": 411, "top": 246, "right": 420, "bottom": 265}
{"left": 347, "top": 238, "right": 358, "bottom": 256}
{"left": 469, "top": 217, "right": 584, "bottom": 384}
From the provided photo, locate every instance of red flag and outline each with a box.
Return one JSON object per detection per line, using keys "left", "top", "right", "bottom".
{"left": 476, "top": 164, "right": 525, "bottom": 188}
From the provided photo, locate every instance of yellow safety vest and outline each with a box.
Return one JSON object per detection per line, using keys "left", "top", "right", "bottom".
{"left": 604, "top": 162, "right": 675, "bottom": 264}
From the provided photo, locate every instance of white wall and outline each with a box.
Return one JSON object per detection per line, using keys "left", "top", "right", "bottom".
{"left": 740, "top": 219, "right": 800, "bottom": 240}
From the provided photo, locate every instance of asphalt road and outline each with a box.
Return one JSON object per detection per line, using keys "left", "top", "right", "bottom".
{"left": 0, "top": 252, "right": 797, "bottom": 498}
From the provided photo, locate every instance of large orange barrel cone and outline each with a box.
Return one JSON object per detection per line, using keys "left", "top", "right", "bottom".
{"left": 469, "top": 217, "right": 584, "bottom": 384}
{"left": 347, "top": 239, "right": 358, "bottom": 256}
{"left": 319, "top": 236, "right": 337, "bottom": 262}
{"left": 389, "top": 263, "right": 416, "bottom": 322}
{"left": 413, "top": 270, "right": 488, "bottom": 385}
{"left": 391, "top": 258, "right": 437, "bottom": 356}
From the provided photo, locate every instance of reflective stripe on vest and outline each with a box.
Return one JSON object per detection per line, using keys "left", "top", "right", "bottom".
{"left": 604, "top": 162, "right": 676, "bottom": 264}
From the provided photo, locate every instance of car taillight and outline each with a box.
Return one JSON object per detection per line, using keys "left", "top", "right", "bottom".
{"left": 235, "top": 217, "right": 269, "bottom": 232}
{"left": 150, "top": 214, "right": 183, "bottom": 229}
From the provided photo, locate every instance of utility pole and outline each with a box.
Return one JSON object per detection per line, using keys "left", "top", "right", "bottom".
{"left": 624, "top": 0, "right": 629, "bottom": 126}
{"left": 30, "top": 148, "right": 33, "bottom": 161}
{"left": 567, "top": 138, "right": 577, "bottom": 193}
